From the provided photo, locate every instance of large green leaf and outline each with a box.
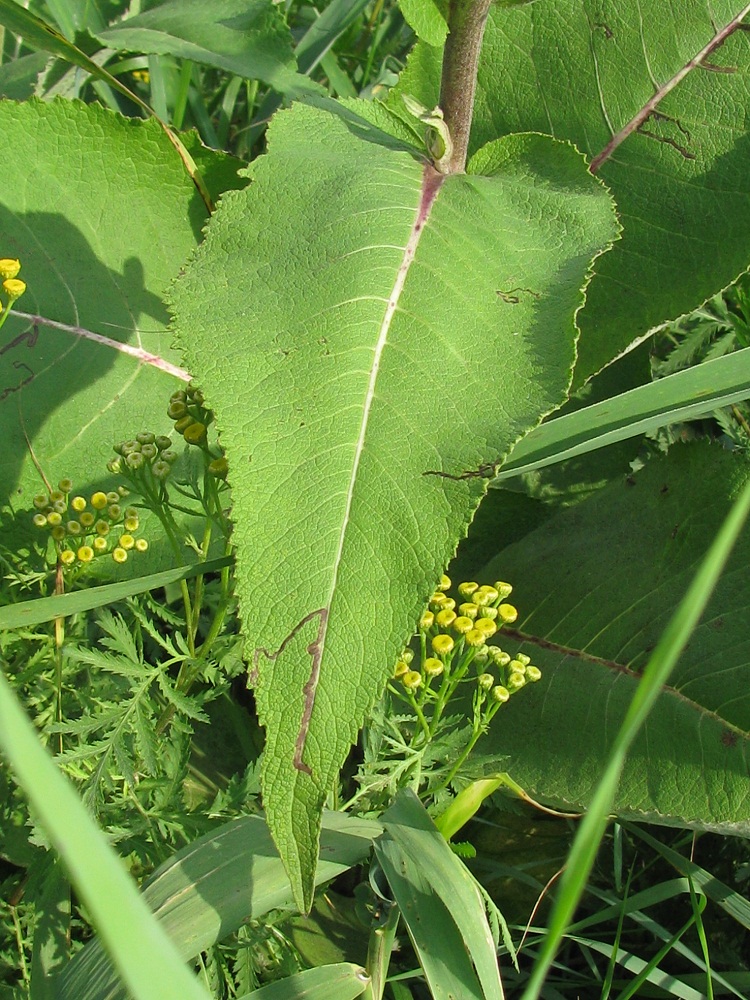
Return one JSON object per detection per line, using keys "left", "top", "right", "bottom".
{"left": 170, "top": 99, "right": 619, "bottom": 909}
{"left": 392, "top": 1, "right": 750, "bottom": 381}
{"left": 477, "top": 442, "right": 750, "bottom": 834}
{"left": 0, "top": 99, "right": 204, "bottom": 504}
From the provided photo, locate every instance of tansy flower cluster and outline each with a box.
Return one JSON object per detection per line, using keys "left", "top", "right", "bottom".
{"left": 0, "top": 257, "right": 26, "bottom": 334}
{"left": 168, "top": 384, "right": 227, "bottom": 479}
{"left": 108, "top": 431, "right": 178, "bottom": 483}
{"left": 391, "top": 575, "right": 541, "bottom": 743}
{"left": 31, "top": 479, "right": 148, "bottom": 566}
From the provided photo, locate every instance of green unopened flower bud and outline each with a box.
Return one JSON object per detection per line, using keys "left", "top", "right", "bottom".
{"left": 136, "top": 431, "right": 155, "bottom": 445}
{"left": 126, "top": 451, "right": 145, "bottom": 470}
{"left": 80, "top": 512, "right": 95, "bottom": 528}
{"left": 155, "top": 435, "right": 172, "bottom": 451}
{"left": 60, "top": 549, "right": 76, "bottom": 565}
{"left": 526, "top": 666, "right": 542, "bottom": 682}
{"left": 112, "top": 547, "right": 127, "bottom": 563}
{"left": 32, "top": 493, "right": 48, "bottom": 509}
{"left": 106, "top": 491, "right": 120, "bottom": 505}
{"left": 400, "top": 649, "right": 414, "bottom": 664}
{"left": 452, "top": 616, "right": 475, "bottom": 635}
{"left": 419, "top": 610, "right": 434, "bottom": 629}
{"left": 188, "top": 385, "right": 204, "bottom": 405}
{"left": 120, "top": 440, "right": 139, "bottom": 456}
{"left": 507, "top": 671, "right": 526, "bottom": 692}
{"left": 0, "top": 258, "right": 20, "bottom": 279}
{"left": 437, "top": 574, "right": 451, "bottom": 591}
{"left": 431, "top": 634, "right": 454, "bottom": 657}
{"left": 492, "top": 685, "right": 510, "bottom": 704}
{"left": 3, "top": 278, "right": 26, "bottom": 301}
{"left": 458, "top": 602, "right": 478, "bottom": 619}
{"left": 51, "top": 525, "right": 66, "bottom": 541}
{"left": 170, "top": 389, "right": 187, "bottom": 404}
{"left": 489, "top": 648, "right": 511, "bottom": 667}
{"left": 464, "top": 629, "right": 486, "bottom": 647}
{"left": 208, "top": 455, "right": 229, "bottom": 478}
{"left": 393, "top": 659, "right": 409, "bottom": 678}
{"left": 32, "top": 513, "right": 47, "bottom": 528}
{"left": 93, "top": 536, "right": 108, "bottom": 552}
{"left": 515, "top": 652, "right": 530, "bottom": 666}
{"left": 47, "top": 511, "right": 62, "bottom": 526}
{"left": 423, "top": 657, "right": 444, "bottom": 677}
{"left": 77, "top": 545, "right": 94, "bottom": 563}
{"left": 508, "top": 659, "right": 526, "bottom": 673}
{"left": 168, "top": 400, "right": 187, "bottom": 419}
{"left": 152, "top": 460, "right": 171, "bottom": 479}
{"left": 457, "top": 581, "right": 478, "bottom": 599}
{"left": 479, "top": 605, "right": 498, "bottom": 620}
{"left": 91, "top": 492, "right": 107, "bottom": 510}
{"left": 66, "top": 520, "right": 81, "bottom": 535}
{"left": 107, "top": 458, "right": 121, "bottom": 474}
{"left": 478, "top": 672, "right": 494, "bottom": 691}
{"left": 436, "top": 608, "right": 456, "bottom": 629}
{"left": 141, "top": 443, "right": 157, "bottom": 460}
{"left": 473, "top": 590, "right": 492, "bottom": 607}
{"left": 108, "top": 505, "right": 122, "bottom": 521}
{"left": 429, "top": 592, "right": 447, "bottom": 611}
{"left": 495, "top": 582, "right": 513, "bottom": 599}
{"left": 58, "top": 478, "right": 73, "bottom": 494}
{"left": 402, "top": 670, "right": 423, "bottom": 689}
{"left": 497, "top": 603, "right": 518, "bottom": 623}
{"left": 51, "top": 499, "right": 67, "bottom": 515}
{"left": 473, "top": 644, "right": 489, "bottom": 663}
{"left": 476, "top": 585, "right": 499, "bottom": 603}
{"left": 49, "top": 490, "right": 64, "bottom": 504}
{"left": 117, "top": 486, "right": 129, "bottom": 497}
{"left": 173, "top": 415, "right": 193, "bottom": 434}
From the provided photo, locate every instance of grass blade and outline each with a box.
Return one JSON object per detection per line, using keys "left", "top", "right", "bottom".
{"left": 0, "top": 556, "right": 233, "bottom": 629}
{"left": 238, "top": 963, "right": 370, "bottom": 1000}
{"left": 494, "top": 349, "right": 750, "bottom": 481}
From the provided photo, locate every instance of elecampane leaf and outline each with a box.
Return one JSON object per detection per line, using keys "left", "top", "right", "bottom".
{"left": 391, "top": 0, "right": 750, "bottom": 382}
{"left": 478, "top": 443, "right": 750, "bottom": 834}
{"left": 0, "top": 100, "right": 207, "bottom": 505}
{"left": 171, "top": 100, "right": 618, "bottom": 909}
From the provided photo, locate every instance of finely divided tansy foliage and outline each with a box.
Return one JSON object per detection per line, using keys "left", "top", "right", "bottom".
{"left": 2, "top": 1, "right": 750, "bottom": 998}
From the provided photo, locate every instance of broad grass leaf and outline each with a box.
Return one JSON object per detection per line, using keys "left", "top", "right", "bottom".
{"left": 170, "top": 100, "right": 618, "bottom": 909}
{"left": 54, "top": 812, "right": 380, "bottom": 1000}
{"left": 478, "top": 442, "right": 750, "bottom": 834}
{"left": 392, "top": 0, "right": 750, "bottom": 382}
{"left": 95, "top": 0, "right": 320, "bottom": 100}
{"left": 377, "top": 789, "right": 503, "bottom": 1000}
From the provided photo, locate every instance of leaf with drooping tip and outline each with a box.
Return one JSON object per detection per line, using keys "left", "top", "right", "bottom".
{"left": 170, "top": 99, "right": 619, "bottom": 910}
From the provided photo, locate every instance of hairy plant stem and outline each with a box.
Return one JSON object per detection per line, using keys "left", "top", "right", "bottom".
{"left": 439, "top": 0, "right": 493, "bottom": 173}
